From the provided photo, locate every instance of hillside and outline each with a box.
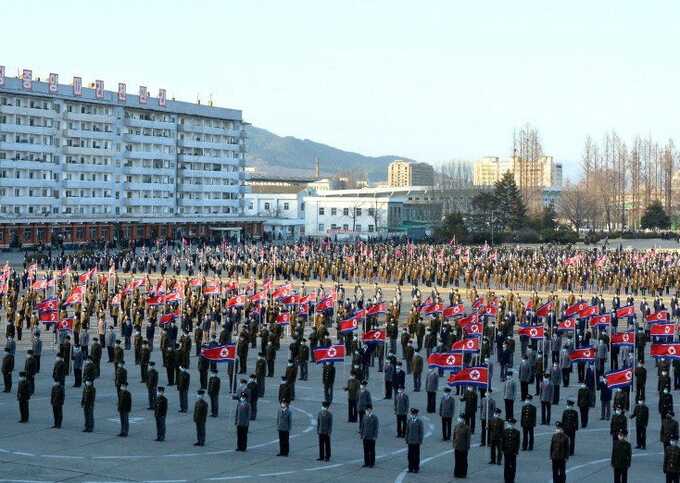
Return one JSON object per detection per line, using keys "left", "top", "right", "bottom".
{"left": 245, "top": 126, "right": 411, "bottom": 182}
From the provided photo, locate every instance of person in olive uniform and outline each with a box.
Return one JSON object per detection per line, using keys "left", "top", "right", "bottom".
{"left": 453, "top": 413, "right": 471, "bottom": 478}
{"left": 50, "top": 382, "right": 65, "bottom": 428}
{"left": 561, "top": 399, "right": 579, "bottom": 456}
{"left": 2, "top": 347, "right": 14, "bottom": 392}
{"left": 193, "top": 389, "right": 208, "bottom": 446}
{"left": 405, "top": 407, "right": 424, "bottom": 473}
{"left": 344, "top": 374, "right": 360, "bottom": 422}
{"left": 154, "top": 386, "right": 168, "bottom": 441}
{"left": 550, "top": 422, "right": 570, "bottom": 483}
{"left": 502, "top": 418, "right": 521, "bottom": 483}
{"left": 520, "top": 395, "right": 536, "bottom": 451}
{"left": 17, "top": 371, "right": 31, "bottom": 422}
{"left": 630, "top": 398, "right": 649, "bottom": 449}
{"left": 439, "top": 387, "right": 455, "bottom": 441}
{"left": 207, "top": 368, "right": 221, "bottom": 417}
{"left": 276, "top": 400, "right": 292, "bottom": 456}
{"left": 322, "top": 361, "right": 335, "bottom": 404}
{"left": 489, "top": 408, "right": 505, "bottom": 465}
{"left": 317, "top": 401, "right": 333, "bottom": 461}
{"left": 611, "top": 429, "right": 632, "bottom": 483}
{"left": 360, "top": 404, "right": 379, "bottom": 468}
{"left": 81, "top": 380, "right": 96, "bottom": 432}
{"left": 235, "top": 393, "right": 251, "bottom": 451}
{"left": 664, "top": 437, "right": 680, "bottom": 483}
{"left": 147, "top": 361, "right": 159, "bottom": 409}
{"left": 177, "top": 366, "right": 190, "bottom": 413}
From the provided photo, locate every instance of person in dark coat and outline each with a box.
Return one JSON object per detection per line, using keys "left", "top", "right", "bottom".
{"left": 2, "top": 347, "right": 14, "bottom": 392}
{"left": 207, "top": 369, "right": 221, "bottom": 417}
{"left": 322, "top": 361, "right": 336, "bottom": 404}
{"left": 439, "top": 387, "right": 455, "bottom": 441}
{"left": 235, "top": 393, "right": 251, "bottom": 451}
{"left": 664, "top": 437, "right": 680, "bottom": 483}
{"left": 117, "top": 383, "right": 132, "bottom": 437}
{"left": 50, "top": 382, "right": 65, "bottom": 428}
{"left": 520, "top": 395, "right": 537, "bottom": 451}
{"left": 276, "top": 400, "right": 292, "bottom": 456}
{"left": 316, "top": 401, "right": 333, "bottom": 461}
{"left": 53, "top": 354, "right": 66, "bottom": 385}
{"left": 147, "top": 361, "right": 159, "bottom": 409}
{"left": 405, "top": 408, "right": 424, "bottom": 473}
{"left": 550, "top": 422, "right": 570, "bottom": 483}
{"left": 17, "top": 371, "right": 30, "bottom": 422}
{"left": 561, "top": 399, "right": 579, "bottom": 455}
{"left": 611, "top": 430, "right": 632, "bottom": 483}
{"left": 488, "top": 408, "right": 505, "bottom": 464}
{"left": 502, "top": 418, "right": 521, "bottom": 483}
{"left": 81, "top": 380, "right": 96, "bottom": 432}
{"left": 610, "top": 407, "right": 627, "bottom": 445}
{"left": 394, "top": 386, "right": 409, "bottom": 437}
{"left": 193, "top": 389, "right": 208, "bottom": 446}
{"left": 461, "top": 386, "right": 477, "bottom": 434}
{"left": 177, "top": 366, "right": 190, "bottom": 413}
{"left": 576, "top": 383, "right": 590, "bottom": 428}
{"left": 453, "top": 413, "right": 471, "bottom": 478}
{"left": 154, "top": 386, "right": 168, "bottom": 441}
{"left": 630, "top": 398, "right": 649, "bottom": 449}
{"left": 661, "top": 413, "right": 680, "bottom": 448}
{"left": 360, "top": 405, "right": 379, "bottom": 467}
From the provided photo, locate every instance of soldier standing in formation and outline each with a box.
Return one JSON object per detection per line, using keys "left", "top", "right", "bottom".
{"left": 178, "top": 366, "right": 190, "bottom": 413}
{"left": 630, "top": 397, "right": 649, "bottom": 449}
{"left": 425, "top": 367, "right": 438, "bottom": 413}
{"left": 208, "top": 368, "right": 220, "bottom": 417}
{"left": 502, "top": 418, "right": 520, "bottom": 483}
{"left": 550, "top": 422, "right": 570, "bottom": 483}
{"left": 317, "top": 401, "right": 333, "bottom": 461}
{"left": 561, "top": 399, "right": 579, "bottom": 456}
{"left": 488, "top": 407, "right": 504, "bottom": 465}
{"left": 235, "top": 393, "right": 251, "bottom": 451}
{"left": 453, "top": 413, "right": 471, "bottom": 478}
{"left": 439, "top": 387, "right": 455, "bottom": 441}
{"left": 2, "top": 347, "right": 14, "bottom": 392}
{"left": 277, "top": 400, "right": 291, "bottom": 456}
{"left": 394, "top": 386, "right": 409, "bottom": 437}
{"left": 117, "top": 382, "right": 132, "bottom": 437}
{"left": 520, "top": 395, "right": 536, "bottom": 451}
{"left": 360, "top": 404, "right": 379, "bottom": 468}
{"left": 665, "top": 437, "right": 680, "bottom": 483}
{"left": 17, "top": 371, "right": 30, "bottom": 422}
{"left": 146, "top": 361, "right": 158, "bottom": 409}
{"left": 50, "top": 381, "right": 64, "bottom": 428}
{"left": 154, "top": 386, "right": 167, "bottom": 441}
{"left": 193, "top": 389, "right": 208, "bottom": 446}
{"left": 322, "top": 361, "right": 335, "bottom": 404}
{"left": 81, "top": 380, "right": 96, "bottom": 432}
{"left": 611, "top": 429, "right": 632, "bottom": 483}
{"left": 405, "top": 407, "right": 424, "bottom": 473}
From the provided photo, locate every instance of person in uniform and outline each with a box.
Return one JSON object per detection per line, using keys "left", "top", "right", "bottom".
{"left": 49, "top": 380, "right": 65, "bottom": 429}
{"left": 193, "top": 389, "right": 208, "bottom": 446}
{"left": 576, "top": 383, "right": 590, "bottom": 428}
{"left": 177, "top": 366, "right": 190, "bottom": 413}
{"left": 540, "top": 375, "right": 553, "bottom": 424}
{"left": 322, "top": 361, "right": 335, "bottom": 404}
{"left": 611, "top": 429, "right": 632, "bottom": 483}
{"left": 316, "top": 401, "right": 333, "bottom": 461}
{"left": 235, "top": 393, "right": 251, "bottom": 451}
{"left": 611, "top": 407, "right": 627, "bottom": 445}
{"left": 550, "top": 421, "right": 570, "bottom": 483}
{"left": 405, "top": 407, "right": 424, "bottom": 473}
{"left": 17, "top": 371, "right": 30, "bottom": 422}
{"left": 520, "top": 395, "right": 536, "bottom": 451}
{"left": 502, "top": 418, "right": 521, "bottom": 483}
{"left": 439, "top": 387, "right": 455, "bottom": 441}
{"left": 154, "top": 386, "right": 168, "bottom": 441}
{"left": 2, "top": 347, "right": 14, "bottom": 392}
{"left": 146, "top": 361, "right": 159, "bottom": 409}
{"left": 453, "top": 413, "right": 471, "bottom": 478}
{"left": 661, "top": 412, "right": 679, "bottom": 448}
{"left": 630, "top": 398, "right": 649, "bottom": 449}
{"left": 72, "top": 345, "right": 84, "bottom": 387}
{"left": 117, "top": 382, "right": 132, "bottom": 437}
{"left": 276, "top": 400, "right": 292, "bottom": 456}
{"left": 81, "top": 380, "right": 96, "bottom": 432}
{"left": 664, "top": 437, "right": 680, "bottom": 483}
{"left": 480, "top": 392, "right": 496, "bottom": 447}
{"left": 360, "top": 404, "right": 379, "bottom": 468}
{"left": 394, "top": 386, "right": 409, "bottom": 437}
{"left": 461, "top": 385, "right": 478, "bottom": 434}
{"left": 425, "top": 368, "right": 439, "bottom": 413}
{"left": 358, "top": 381, "right": 373, "bottom": 426}
{"left": 207, "top": 368, "right": 221, "bottom": 417}
{"left": 561, "top": 399, "right": 579, "bottom": 455}
{"left": 488, "top": 408, "right": 504, "bottom": 465}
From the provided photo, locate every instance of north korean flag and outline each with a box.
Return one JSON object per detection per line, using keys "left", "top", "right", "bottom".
{"left": 472, "top": 298, "right": 485, "bottom": 310}
{"left": 482, "top": 305, "right": 498, "bottom": 318}
{"left": 420, "top": 303, "right": 442, "bottom": 315}
{"left": 611, "top": 330, "right": 636, "bottom": 348}
{"left": 39, "top": 311, "right": 58, "bottom": 323}
{"left": 37, "top": 298, "right": 59, "bottom": 312}
{"left": 111, "top": 292, "right": 122, "bottom": 306}
{"left": 565, "top": 302, "right": 588, "bottom": 318}
{"left": 650, "top": 323, "right": 676, "bottom": 338}
{"left": 650, "top": 344, "right": 680, "bottom": 359}
{"left": 280, "top": 294, "right": 300, "bottom": 305}
{"left": 367, "top": 303, "right": 387, "bottom": 316}
{"left": 146, "top": 295, "right": 163, "bottom": 306}
{"left": 457, "top": 313, "right": 479, "bottom": 328}
{"left": 646, "top": 311, "right": 670, "bottom": 324}
{"left": 203, "top": 284, "right": 220, "bottom": 296}
{"left": 339, "top": 317, "right": 359, "bottom": 334}
{"left": 443, "top": 304, "right": 465, "bottom": 319}
{"left": 31, "top": 279, "right": 47, "bottom": 290}
{"left": 201, "top": 344, "right": 236, "bottom": 362}
{"left": 159, "top": 310, "right": 180, "bottom": 325}
{"left": 64, "top": 286, "right": 85, "bottom": 306}
{"left": 315, "top": 295, "right": 336, "bottom": 313}
{"left": 615, "top": 305, "right": 635, "bottom": 319}
{"left": 451, "top": 338, "right": 480, "bottom": 353}
{"left": 297, "top": 303, "right": 309, "bottom": 316}
{"left": 557, "top": 319, "right": 577, "bottom": 333}
{"left": 272, "top": 283, "right": 293, "bottom": 299}
{"left": 313, "top": 344, "right": 345, "bottom": 363}
{"left": 227, "top": 295, "right": 246, "bottom": 308}
{"left": 589, "top": 313, "right": 612, "bottom": 328}
{"left": 536, "top": 301, "right": 554, "bottom": 318}
{"left": 249, "top": 291, "right": 267, "bottom": 303}
{"left": 189, "top": 278, "right": 202, "bottom": 288}
{"left": 578, "top": 305, "right": 598, "bottom": 319}
{"left": 299, "top": 293, "right": 317, "bottom": 305}
{"left": 78, "top": 268, "right": 96, "bottom": 284}
{"left": 362, "top": 329, "right": 386, "bottom": 344}
{"left": 275, "top": 312, "right": 291, "bottom": 326}
{"left": 125, "top": 278, "right": 145, "bottom": 293}
{"left": 569, "top": 347, "right": 596, "bottom": 362}
{"left": 427, "top": 352, "right": 463, "bottom": 370}
{"left": 447, "top": 366, "right": 488, "bottom": 388}
{"left": 57, "top": 317, "right": 75, "bottom": 332}
{"left": 163, "top": 291, "right": 183, "bottom": 304}
{"left": 518, "top": 325, "right": 545, "bottom": 340}
{"left": 605, "top": 368, "right": 633, "bottom": 389}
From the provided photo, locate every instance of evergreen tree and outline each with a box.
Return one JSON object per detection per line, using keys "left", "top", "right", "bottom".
{"left": 493, "top": 172, "right": 527, "bottom": 230}
{"left": 640, "top": 200, "right": 671, "bottom": 229}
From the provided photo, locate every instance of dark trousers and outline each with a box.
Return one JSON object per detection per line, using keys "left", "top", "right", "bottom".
{"left": 481, "top": 419, "right": 487, "bottom": 445}
{"left": 74, "top": 368, "right": 82, "bottom": 387}
{"left": 384, "top": 381, "right": 392, "bottom": 399}
{"left": 397, "top": 415, "right": 407, "bottom": 437}
{"left": 454, "top": 450, "right": 468, "bottom": 477}
{"left": 504, "top": 453, "right": 517, "bottom": 482}
{"left": 520, "top": 381, "right": 529, "bottom": 400}
{"left": 210, "top": 394, "right": 219, "bottom": 417}
{"left": 491, "top": 442, "right": 502, "bottom": 464}
{"left": 635, "top": 384, "right": 645, "bottom": 403}
{"left": 148, "top": 387, "right": 157, "bottom": 409}
{"left": 324, "top": 384, "right": 334, "bottom": 404}
{"left": 636, "top": 424, "right": 646, "bottom": 448}
{"left": 522, "top": 427, "right": 534, "bottom": 450}
{"left": 52, "top": 405, "right": 62, "bottom": 427}
{"left": 413, "top": 373, "right": 421, "bottom": 391}
{"left": 363, "top": 439, "right": 375, "bottom": 466}
{"left": 318, "top": 434, "right": 331, "bottom": 460}
{"left": 156, "top": 415, "right": 166, "bottom": 440}
{"left": 552, "top": 459, "right": 566, "bottom": 483}
{"left": 237, "top": 426, "right": 248, "bottom": 451}
{"left": 552, "top": 385, "right": 560, "bottom": 405}
{"left": 19, "top": 400, "right": 29, "bottom": 422}
{"left": 442, "top": 417, "right": 452, "bottom": 440}
{"left": 614, "top": 468, "right": 628, "bottom": 483}
{"left": 464, "top": 412, "right": 476, "bottom": 434}
{"left": 427, "top": 392, "right": 436, "bottom": 413}
{"left": 179, "top": 389, "right": 188, "bottom": 412}
{"left": 667, "top": 473, "right": 680, "bottom": 483}
{"left": 541, "top": 401, "right": 551, "bottom": 424}
{"left": 348, "top": 400, "right": 358, "bottom": 422}
{"left": 580, "top": 407, "right": 589, "bottom": 428}
{"left": 505, "top": 399, "right": 514, "bottom": 420}
{"left": 278, "top": 430, "right": 289, "bottom": 455}
{"left": 3, "top": 373, "right": 11, "bottom": 392}
{"left": 120, "top": 412, "right": 129, "bottom": 436}
{"left": 566, "top": 429, "right": 575, "bottom": 455}
{"left": 84, "top": 406, "right": 94, "bottom": 431}
{"left": 107, "top": 347, "right": 114, "bottom": 362}
{"left": 408, "top": 444, "right": 420, "bottom": 471}
{"left": 267, "top": 360, "right": 274, "bottom": 377}
{"left": 196, "top": 422, "right": 205, "bottom": 445}
{"left": 562, "top": 368, "right": 570, "bottom": 387}
{"left": 200, "top": 370, "right": 208, "bottom": 390}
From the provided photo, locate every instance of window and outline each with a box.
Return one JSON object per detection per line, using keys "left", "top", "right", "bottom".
{"left": 368, "top": 208, "right": 375, "bottom": 217}
{"left": 342, "top": 224, "right": 349, "bottom": 231}
{"left": 331, "top": 208, "right": 337, "bottom": 216}
{"left": 264, "top": 202, "right": 270, "bottom": 211}
{"left": 368, "top": 225, "right": 374, "bottom": 232}
{"left": 318, "top": 224, "right": 324, "bottom": 232}
{"left": 355, "top": 208, "right": 362, "bottom": 216}
{"left": 342, "top": 208, "right": 349, "bottom": 216}
{"left": 355, "top": 224, "right": 362, "bottom": 232}
{"left": 319, "top": 207, "right": 325, "bottom": 215}
{"left": 283, "top": 202, "right": 290, "bottom": 211}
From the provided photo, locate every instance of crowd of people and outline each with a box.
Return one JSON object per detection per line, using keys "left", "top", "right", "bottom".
{"left": 1, "top": 241, "right": 680, "bottom": 482}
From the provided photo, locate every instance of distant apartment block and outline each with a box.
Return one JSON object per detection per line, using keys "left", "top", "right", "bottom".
{"left": 387, "top": 160, "right": 434, "bottom": 187}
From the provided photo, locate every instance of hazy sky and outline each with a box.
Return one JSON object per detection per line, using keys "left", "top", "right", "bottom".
{"left": 3, "top": 1, "right": 679, "bottom": 178}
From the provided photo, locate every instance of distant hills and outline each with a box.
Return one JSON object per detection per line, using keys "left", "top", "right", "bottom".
{"left": 245, "top": 126, "right": 411, "bottom": 182}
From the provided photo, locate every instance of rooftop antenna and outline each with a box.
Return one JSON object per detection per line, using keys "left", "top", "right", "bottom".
{"left": 209, "top": 94, "right": 214, "bottom": 107}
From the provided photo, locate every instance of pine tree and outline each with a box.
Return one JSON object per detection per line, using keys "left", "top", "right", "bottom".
{"left": 494, "top": 172, "right": 527, "bottom": 230}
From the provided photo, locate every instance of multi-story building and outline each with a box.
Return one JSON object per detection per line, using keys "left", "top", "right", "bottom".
{"left": 0, "top": 68, "right": 251, "bottom": 247}
{"left": 387, "top": 160, "right": 434, "bottom": 187}
{"left": 472, "top": 155, "right": 563, "bottom": 189}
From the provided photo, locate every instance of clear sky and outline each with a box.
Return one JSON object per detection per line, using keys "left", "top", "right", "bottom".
{"left": 3, "top": 0, "right": 679, "bottom": 178}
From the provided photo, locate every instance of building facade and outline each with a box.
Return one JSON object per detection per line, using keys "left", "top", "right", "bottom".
{"left": 0, "top": 68, "right": 250, "bottom": 247}
{"left": 472, "top": 155, "right": 562, "bottom": 189}
{"left": 387, "top": 160, "right": 434, "bottom": 187}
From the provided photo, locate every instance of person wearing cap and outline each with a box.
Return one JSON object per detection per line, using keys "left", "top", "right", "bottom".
{"left": 322, "top": 361, "right": 336, "bottom": 404}
{"left": 72, "top": 344, "right": 84, "bottom": 387}
{"left": 480, "top": 391, "right": 496, "bottom": 446}
{"left": 52, "top": 354, "right": 66, "bottom": 386}
{"left": 405, "top": 407, "right": 424, "bottom": 473}
{"left": 276, "top": 400, "right": 292, "bottom": 456}
{"left": 154, "top": 386, "right": 168, "bottom": 441}
{"left": 610, "top": 407, "right": 627, "bottom": 445}
{"left": 439, "top": 387, "right": 455, "bottom": 441}
{"left": 140, "top": 340, "right": 151, "bottom": 383}
{"left": 207, "top": 368, "right": 221, "bottom": 417}
{"left": 576, "top": 383, "right": 591, "bottom": 428}
{"left": 235, "top": 392, "right": 251, "bottom": 451}
{"left": 298, "top": 338, "right": 309, "bottom": 381}
{"left": 360, "top": 404, "right": 379, "bottom": 468}
{"left": 661, "top": 412, "right": 679, "bottom": 449}
{"left": 17, "top": 371, "right": 30, "bottom": 422}
{"left": 425, "top": 367, "right": 439, "bottom": 413}
{"left": 255, "top": 353, "right": 266, "bottom": 397}
{"left": 278, "top": 375, "right": 292, "bottom": 404}
{"left": 520, "top": 395, "right": 536, "bottom": 451}
{"left": 177, "top": 366, "right": 191, "bottom": 413}
{"left": 114, "top": 361, "right": 127, "bottom": 395}
{"left": 502, "top": 418, "right": 521, "bottom": 483}
{"left": 561, "top": 399, "right": 579, "bottom": 456}
{"left": 81, "top": 380, "right": 96, "bottom": 432}
{"left": 394, "top": 386, "right": 409, "bottom": 437}
{"left": 453, "top": 412, "right": 471, "bottom": 478}
{"left": 246, "top": 374, "right": 259, "bottom": 420}
{"left": 358, "top": 381, "right": 373, "bottom": 427}
{"left": 488, "top": 408, "right": 504, "bottom": 465}
{"left": 664, "top": 436, "right": 680, "bottom": 483}
{"left": 611, "top": 429, "right": 631, "bottom": 483}
{"left": 91, "top": 337, "right": 103, "bottom": 378}
{"left": 147, "top": 361, "right": 159, "bottom": 409}
{"left": 503, "top": 369, "right": 517, "bottom": 420}
{"left": 117, "top": 382, "right": 132, "bottom": 437}
{"left": 50, "top": 381, "right": 65, "bottom": 428}
{"left": 113, "top": 338, "right": 124, "bottom": 366}
{"left": 550, "top": 422, "right": 570, "bottom": 483}
{"left": 285, "top": 359, "right": 298, "bottom": 401}
{"left": 661, "top": 387, "right": 674, "bottom": 418}
{"left": 2, "top": 346, "right": 14, "bottom": 392}
{"left": 630, "top": 397, "right": 649, "bottom": 449}
{"left": 316, "top": 401, "right": 333, "bottom": 461}
{"left": 461, "top": 385, "right": 478, "bottom": 434}
{"left": 24, "top": 349, "right": 37, "bottom": 395}
{"left": 32, "top": 330, "right": 43, "bottom": 373}
{"left": 193, "top": 389, "right": 208, "bottom": 446}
